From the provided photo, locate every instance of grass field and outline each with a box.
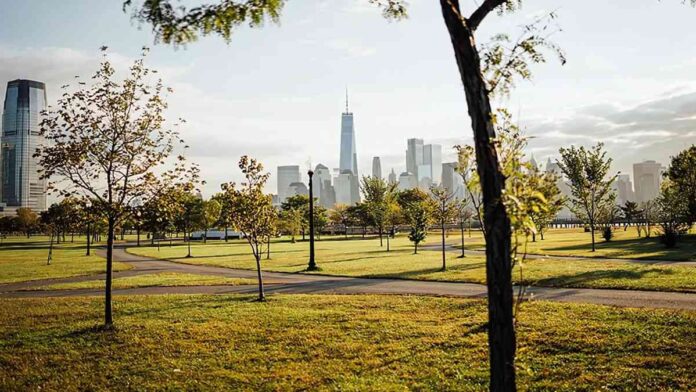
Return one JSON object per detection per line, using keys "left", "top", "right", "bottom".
{"left": 0, "top": 294, "right": 694, "bottom": 391}
{"left": 0, "top": 237, "right": 130, "bottom": 284}
{"left": 461, "top": 227, "right": 696, "bottom": 261}
{"left": 127, "top": 233, "right": 696, "bottom": 292}
{"left": 30, "top": 272, "right": 255, "bottom": 291}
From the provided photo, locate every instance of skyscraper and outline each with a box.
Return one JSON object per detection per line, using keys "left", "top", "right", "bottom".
{"left": 423, "top": 144, "right": 442, "bottom": 187}
{"left": 388, "top": 168, "right": 397, "bottom": 185}
{"left": 339, "top": 92, "right": 358, "bottom": 176}
{"left": 398, "top": 172, "right": 417, "bottom": 191}
{"left": 277, "top": 165, "right": 301, "bottom": 203}
{"left": 615, "top": 174, "right": 635, "bottom": 206}
{"left": 372, "top": 156, "right": 382, "bottom": 179}
{"left": 406, "top": 138, "right": 424, "bottom": 178}
{"left": 337, "top": 92, "right": 359, "bottom": 204}
{"left": 1, "top": 80, "right": 47, "bottom": 212}
{"left": 633, "top": 160, "right": 664, "bottom": 204}
{"left": 441, "top": 162, "right": 464, "bottom": 199}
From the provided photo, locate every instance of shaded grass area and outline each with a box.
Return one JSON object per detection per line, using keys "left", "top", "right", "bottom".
{"left": 128, "top": 235, "right": 696, "bottom": 292}
{"left": 30, "top": 272, "right": 255, "bottom": 291}
{"left": 461, "top": 228, "right": 696, "bottom": 261}
{"left": 0, "top": 236, "right": 131, "bottom": 284}
{"left": 0, "top": 294, "right": 694, "bottom": 391}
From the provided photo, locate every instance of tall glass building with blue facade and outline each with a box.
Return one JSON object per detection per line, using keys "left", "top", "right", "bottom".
{"left": 1, "top": 79, "right": 47, "bottom": 211}
{"left": 337, "top": 93, "right": 360, "bottom": 204}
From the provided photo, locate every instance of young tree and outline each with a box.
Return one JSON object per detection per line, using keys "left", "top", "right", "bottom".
{"left": 201, "top": 198, "right": 222, "bottom": 243}
{"left": 430, "top": 186, "right": 458, "bottom": 270}
{"left": 347, "top": 203, "right": 371, "bottom": 239}
{"left": 361, "top": 176, "right": 397, "bottom": 248}
{"left": 454, "top": 144, "right": 485, "bottom": 233}
{"left": 398, "top": 188, "right": 433, "bottom": 254}
{"left": 557, "top": 144, "right": 617, "bottom": 252}
{"left": 640, "top": 200, "right": 660, "bottom": 239}
{"left": 620, "top": 201, "right": 641, "bottom": 234}
{"left": 211, "top": 192, "right": 233, "bottom": 241}
{"left": 222, "top": 156, "right": 276, "bottom": 301}
{"left": 527, "top": 168, "right": 564, "bottom": 242}
{"left": 404, "top": 200, "right": 432, "bottom": 254}
{"left": 35, "top": 49, "right": 191, "bottom": 328}
{"left": 281, "top": 194, "right": 310, "bottom": 240}
{"left": 456, "top": 203, "right": 475, "bottom": 257}
{"left": 328, "top": 203, "right": 351, "bottom": 238}
{"left": 15, "top": 208, "right": 38, "bottom": 238}
{"left": 665, "top": 145, "right": 696, "bottom": 227}
{"left": 279, "top": 208, "right": 302, "bottom": 243}
{"left": 657, "top": 180, "right": 690, "bottom": 248}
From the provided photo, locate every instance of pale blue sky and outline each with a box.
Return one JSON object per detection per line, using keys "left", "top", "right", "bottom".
{"left": 2, "top": 0, "right": 696, "bottom": 195}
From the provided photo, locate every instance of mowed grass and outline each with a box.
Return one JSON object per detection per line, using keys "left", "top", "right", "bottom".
{"left": 31, "top": 272, "right": 255, "bottom": 291}
{"left": 0, "top": 294, "right": 694, "bottom": 391}
{"left": 0, "top": 237, "right": 131, "bottom": 284}
{"left": 461, "top": 227, "right": 696, "bottom": 261}
{"left": 128, "top": 235, "right": 696, "bottom": 292}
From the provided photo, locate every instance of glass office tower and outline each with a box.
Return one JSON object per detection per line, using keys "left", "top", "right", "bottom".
{"left": 1, "top": 79, "right": 47, "bottom": 211}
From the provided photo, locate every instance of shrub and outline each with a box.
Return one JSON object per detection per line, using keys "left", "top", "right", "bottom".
{"left": 602, "top": 226, "right": 613, "bottom": 242}
{"left": 660, "top": 227, "right": 679, "bottom": 248}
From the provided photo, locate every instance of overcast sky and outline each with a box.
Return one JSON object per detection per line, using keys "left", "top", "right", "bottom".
{"left": 2, "top": 0, "right": 696, "bottom": 196}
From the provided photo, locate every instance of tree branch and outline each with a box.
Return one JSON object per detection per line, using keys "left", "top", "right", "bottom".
{"left": 468, "top": 0, "right": 507, "bottom": 31}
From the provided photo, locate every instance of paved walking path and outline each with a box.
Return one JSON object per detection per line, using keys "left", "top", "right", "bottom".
{"left": 1, "top": 244, "right": 696, "bottom": 311}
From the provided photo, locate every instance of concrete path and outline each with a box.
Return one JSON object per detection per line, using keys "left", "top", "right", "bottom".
{"left": 1, "top": 244, "right": 696, "bottom": 311}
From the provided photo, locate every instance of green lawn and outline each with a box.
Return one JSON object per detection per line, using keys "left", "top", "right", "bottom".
{"left": 128, "top": 235, "right": 696, "bottom": 292}
{"left": 31, "top": 272, "right": 255, "bottom": 291}
{"left": 0, "top": 294, "right": 693, "bottom": 391}
{"left": 461, "top": 227, "right": 696, "bottom": 261}
{"left": 0, "top": 237, "right": 131, "bottom": 284}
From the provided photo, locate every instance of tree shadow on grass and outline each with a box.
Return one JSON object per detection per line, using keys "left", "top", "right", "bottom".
{"left": 545, "top": 235, "right": 696, "bottom": 261}
{"left": 531, "top": 267, "right": 677, "bottom": 288}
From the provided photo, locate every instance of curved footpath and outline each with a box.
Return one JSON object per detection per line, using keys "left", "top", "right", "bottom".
{"left": 1, "top": 244, "right": 695, "bottom": 311}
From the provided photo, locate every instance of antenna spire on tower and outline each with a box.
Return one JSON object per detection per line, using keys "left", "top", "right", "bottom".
{"left": 345, "top": 87, "right": 349, "bottom": 113}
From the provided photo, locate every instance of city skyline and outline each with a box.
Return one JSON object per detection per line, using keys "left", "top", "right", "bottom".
{"left": 1, "top": 1, "right": 695, "bottom": 198}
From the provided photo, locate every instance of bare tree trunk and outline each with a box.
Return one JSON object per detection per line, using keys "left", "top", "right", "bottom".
{"left": 105, "top": 217, "right": 115, "bottom": 328}
{"left": 590, "top": 222, "right": 596, "bottom": 252}
{"left": 440, "top": 2, "right": 516, "bottom": 391}
{"left": 460, "top": 219, "right": 466, "bottom": 258}
{"left": 386, "top": 233, "right": 390, "bottom": 252}
{"left": 255, "top": 253, "right": 265, "bottom": 301}
{"left": 47, "top": 230, "right": 54, "bottom": 265}
{"left": 379, "top": 227, "right": 383, "bottom": 247}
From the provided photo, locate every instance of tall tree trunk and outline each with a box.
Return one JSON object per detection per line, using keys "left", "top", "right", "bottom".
{"left": 47, "top": 230, "right": 54, "bottom": 265}
{"left": 255, "top": 253, "right": 265, "bottom": 301}
{"left": 225, "top": 227, "right": 229, "bottom": 242}
{"left": 440, "top": 2, "right": 516, "bottom": 391}
{"left": 204, "top": 227, "right": 207, "bottom": 243}
{"left": 590, "top": 222, "right": 596, "bottom": 252}
{"left": 460, "top": 220, "right": 466, "bottom": 258}
{"left": 105, "top": 217, "right": 115, "bottom": 328}
{"left": 266, "top": 236, "right": 271, "bottom": 260}
{"left": 386, "top": 233, "right": 390, "bottom": 252}
{"left": 379, "top": 228, "right": 383, "bottom": 247}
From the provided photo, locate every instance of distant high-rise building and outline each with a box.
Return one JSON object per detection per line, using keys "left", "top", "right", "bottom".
{"left": 1, "top": 80, "right": 47, "bottom": 212}
{"left": 334, "top": 170, "right": 359, "bottom": 205}
{"left": 338, "top": 92, "right": 359, "bottom": 202}
{"left": 441, "top": 162, "right": 464, "bottom": 200}
{"left": 277, "top": 165, "right": 301, "bottom": 203}
{"left": 423, "top": 144, "right": 442, "bottom": 187}
{"left": 406, "top": 138, "right": 424, "bottom": 178}
{"left": 615, "top": 174, "right": 635, "bottom": 206}
{"left": 633, "top": 160, "right": 664, "bottom": 204}
{"left": 287, "top": 182, "right": 309, "bottom": 198}
{"left": 398, "top": 172, "right": 417, "bottom": 191}
{"left": 388, "top": 168, "right": 397, "bottom": 185}
{"left": 339, "top": 93, "right": 358, "bottom": 176}
{"left": 314, "top": 163, "right": 335, "bottom": 208}
{"left": 372, "top": 156, "right": 382, "bottom": 179}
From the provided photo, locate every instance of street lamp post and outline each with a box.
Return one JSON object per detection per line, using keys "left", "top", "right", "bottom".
{"left": 85, "top": 201, "right": 92, "bottom": 256}
{"left": 307, "top": 169, "right": 317, "bottom": 271}
{"left": 135, "top": 209, "right": 141, "bottom": 246}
